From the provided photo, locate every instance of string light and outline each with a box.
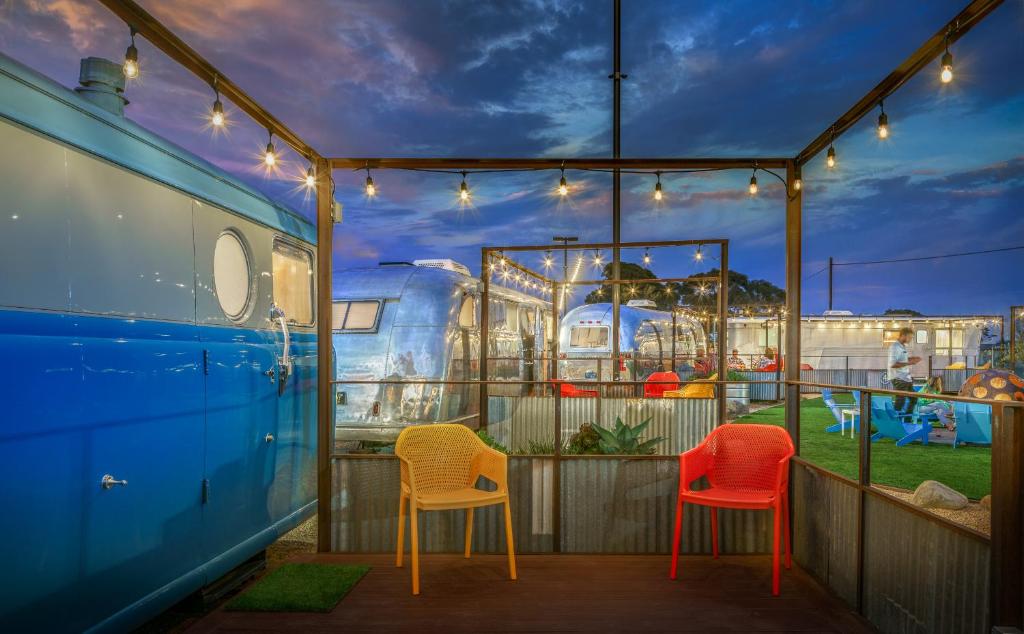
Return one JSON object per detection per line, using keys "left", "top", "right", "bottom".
{"left": 940, "top": 33, "right": 954, "bottom": 83}
{"left": 123, "top": 27, "right": 139, "bottom": 79}
{"left": 694, "top": 245, "right": 704, "bottom": 262}
{"left": 364, "top": 168, "right": 377, "bottom": 198}
{"left": 793, "top": 165, "right": 802, "bottom": 192}
{"left": 542, "top": 251, "right": 554, "bottom": 270}
{"left": 876, "top": 101, "right": 889, "bottom": 139}
{"left": 643, "top": 248, "right": 651, "bottom": 266}
{"left": 653, "top": 172, "right": 663, "bottom": 201}
{"left": 263, "top": 130, "right": 277, "bottom": 167}
{"left": 459, "top": 172, "right": 471, "bottom": 203}
{"left": 748, "top": 168, "right": 758, "bottom": 196}
{"left": 558, "top": 167, "right": 569, "bottom": 197}
{"left": 209, "top": 76, "right": 226, "bottom": 128}
{"left": 304, "top": 165, "right": 316, "bottom": 189}
{"left": 592, "top": 249, "right": 604, "bottom": 268}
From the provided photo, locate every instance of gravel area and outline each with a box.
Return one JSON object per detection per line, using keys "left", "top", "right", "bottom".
{"left": 876, "top": 486, "right": 990, "bottom": 535}
{"left": 267, "top": 515, "right": 317, "bottom": 565}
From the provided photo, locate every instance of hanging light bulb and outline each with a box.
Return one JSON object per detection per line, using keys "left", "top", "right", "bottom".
{"left": 653, "top": 172, "right": 663, "bottom": 201}
{"left": 593, "top": 249, "right": 604, "bottom": 268}
{"left": 876, "top": 101, "right": 889, "bottom": 139}
{"left": 459, "top": 172, "right": 470, "bottom": 202}
{"left": 643, "top": 248, "right": 651, "bottom": 266}
{"left": 263, "top": 131, "right": 277, "bottom": 167}
{"left": 940, "top": 36, "right": 954, "bottom": 83}
{"left": 694, "top": 245, "right": 704, "bottom": 262}
{"left": 123, "top": 27, "right": 139, "bottom": 79}
{"left": 542, "top": 251, "right": 554, "bottom": 270}
{"left": 748, "top": 169, "right": 758, "bottom": 196}
{"left": 304, "top": 165, "right": 316, "bottom": 189}
{"left": 826, "top": 144, "right": 836, "bottom": 169}
{"left": 558, "top": 167, "right": 569, "bottom": 197}
{"left": 211, "top": 98, "right": 225, "bottom": 127}
{"left": 793, "top": 165, "right": 802, "bottom": 192}
{"left": 364, "top": 168, "right": 376, "bottom": 197}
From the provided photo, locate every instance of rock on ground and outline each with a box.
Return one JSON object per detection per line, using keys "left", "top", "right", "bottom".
{"left": 911, "top": 480, "right": 968, "bottom": 510}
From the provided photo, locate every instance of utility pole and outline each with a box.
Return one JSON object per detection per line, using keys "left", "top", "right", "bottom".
{"left": 553, "top": 236, "right": 578, "bottom": 317}
{"left": 828, "top": 256, "right": 834, "bottom": 311}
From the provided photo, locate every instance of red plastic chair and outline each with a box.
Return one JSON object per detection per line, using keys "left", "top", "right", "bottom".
{"left": 644, "top": 371, "right": 680, "bottom": 398}
{"left": 548, "top": 380, "right": 598, "bottom": 398}
{"left": 670, "top": 424, "right": 795, "bottom": 595}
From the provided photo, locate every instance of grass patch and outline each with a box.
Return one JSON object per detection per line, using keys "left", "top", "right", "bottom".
{"left": 226, "top": 563, "right": 369, "bottom": 612}
{"left": 737, "top": 396, "right": 991, "bottom": 500}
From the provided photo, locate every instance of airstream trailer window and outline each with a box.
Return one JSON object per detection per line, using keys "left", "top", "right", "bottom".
{"left": 505, "top": 301, "right": 519, "bottom": 331}
{"left": 332, "top": 302, "right": 349, "bottom": 328}
{"left": 272, "top": 239, "right": 314, "bottom": 325}
{"left": 519, "top": 306, "right": 535, "bottom": 334}
{"left": 458, "top": 295, "right": 476, "bottom": 328}
{"left": 213, "top": 230, "right": 253, "bottom": 321}
{"left": 935, "top": 328, "right": 965, "bottom": 357}
{"left": 343, "top": 301, "right": 380, "bottom": 330}
{"left": 489, "top": 298, "right": 507, "bottom": 329}
{"left": 570, "top": 326, "right": 609, "bottom": 348}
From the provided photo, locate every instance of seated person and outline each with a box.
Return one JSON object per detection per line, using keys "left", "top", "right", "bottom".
{"left": 918, "top": 376, "right": 955, "bottom": 431}
{"left": 693, "top": 347, "right": 715, "bottom": 376}
{"left": 727, "top": 348, "right": 747, "bottom": 370}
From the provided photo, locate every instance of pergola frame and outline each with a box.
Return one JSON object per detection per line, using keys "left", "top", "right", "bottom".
{"left": 93, "top": 0, "right": 1018, "bottom": 628}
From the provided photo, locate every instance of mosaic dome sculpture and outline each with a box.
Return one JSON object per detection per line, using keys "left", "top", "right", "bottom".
{"left": 958, "top": 369, "right": 1024, "bottom": 401}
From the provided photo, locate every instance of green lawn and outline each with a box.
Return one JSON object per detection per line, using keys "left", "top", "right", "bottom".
{"left": 736, "top": 396, "right": 991, "bottom": 500}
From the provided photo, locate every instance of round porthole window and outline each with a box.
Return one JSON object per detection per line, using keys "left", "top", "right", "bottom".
{"left": 213, "top": 230, "right": 253, "bottom": 321}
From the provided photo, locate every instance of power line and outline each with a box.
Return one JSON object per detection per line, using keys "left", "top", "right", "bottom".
{"left": 833, "top": 245, "right": 1024, "bottom": 267}
{"left": 804, "top": 265, "right": 828, "bottom": 281}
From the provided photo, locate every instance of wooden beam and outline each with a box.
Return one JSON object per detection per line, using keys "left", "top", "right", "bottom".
{"left": 784, "top": 160, "right": 801, "bottom": 450}
{"left": 329, "top": 158, "right": 789, "bottom": 170}
{"left": 797, "top": 0, "right": 1004, "bottom": 166}
{"left": 314, "top": 159, "right": 333, "bottom": 552}
{"left": 96, "top": 0, "right": 321, "bottom": 161}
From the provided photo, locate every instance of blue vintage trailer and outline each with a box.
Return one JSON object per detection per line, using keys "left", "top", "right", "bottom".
{"left": 333, "top": 261, "right": 551, "bottom": 442}
{"left": 0, "top": 54, "right": 317, "bottom": 632}
{"left": 558, "top": 300, "right": 706, "bottom": 381}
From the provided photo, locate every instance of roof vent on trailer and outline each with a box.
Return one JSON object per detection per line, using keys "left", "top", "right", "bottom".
{"left": 74, "top": 57, "right": 128, "bottom": 116}
{"left": 626, "top": 299, "right": 658, "bottom": 308}
{"left": 413, "top": 259, "right": 472, "bottom": 277}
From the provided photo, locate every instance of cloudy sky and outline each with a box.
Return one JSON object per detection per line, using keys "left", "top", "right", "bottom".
{"left": 2, "top": 0, "right": 1021, "bottom": 318}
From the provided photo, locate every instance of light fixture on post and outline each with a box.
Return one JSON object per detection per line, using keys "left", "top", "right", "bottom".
{"left": 459, "top": 172, "right": 471, "bottom": 203}
{"left": 877, "top": 101, "right": 889, "bottom": 139}
{"left": 653, "top": 172, "right": 663, "bottom": 201}
{"left": 364, "top": 167, "right": 376, "bottom": 198}
{"left": 558, "top": 165, "right": 569, "bottom": 197}
{"left": 263, "top": 130, "right": 277, "bottom": 167}
{"left": 940, "top": 31, "right": 954, "bottom": 83}
{"left": 748, "top": 167, "right": 758, "bottom": 196}
{"left": 123, "top": 27, "right": 139, "bottom": 79}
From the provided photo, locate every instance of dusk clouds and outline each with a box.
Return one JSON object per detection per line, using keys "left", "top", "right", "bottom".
{"left": 1, "top": 0, "right": 1020, "bottom": 316}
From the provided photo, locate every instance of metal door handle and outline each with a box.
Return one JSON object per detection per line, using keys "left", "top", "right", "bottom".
{"left": 264, "top": 433, "right": 274, "bottom": 443}
{"left": 101, "top": 474, "right": 128, "bottom": 490}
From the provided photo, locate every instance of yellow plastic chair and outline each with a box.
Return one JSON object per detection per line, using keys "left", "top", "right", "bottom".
{"left": 394, "top": 423, "right": 517, "bottom": 595}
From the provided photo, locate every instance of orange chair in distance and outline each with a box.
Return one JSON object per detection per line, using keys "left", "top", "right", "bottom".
{"left": 669, "top": 424, "right": 795, "bottom": 595}
{"left": 394, "top": 424, "right": 517, "bottom": 595}
{"left": 644, "top": 371, "right": 680, "bottom": 398}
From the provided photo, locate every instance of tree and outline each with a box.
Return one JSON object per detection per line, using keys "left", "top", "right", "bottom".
{"left": 884, "top": 308, "right": 924, "bottom": 316}
{"left": 582, "top": 263, "right": 784, "bottom": 312}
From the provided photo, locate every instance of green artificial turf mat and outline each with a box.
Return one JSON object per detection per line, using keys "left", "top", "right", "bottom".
{"left": 225, "top": 563, "right": 370, "bottom": 612}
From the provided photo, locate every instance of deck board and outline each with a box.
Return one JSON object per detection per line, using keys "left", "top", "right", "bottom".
{"left": 187, "top": 554, "right": 875, "bottom": 633}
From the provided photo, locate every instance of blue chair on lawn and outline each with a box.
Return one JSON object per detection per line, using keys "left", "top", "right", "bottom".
{"left": 871, "top": 397, "right": 930, "bottom": 446}
{"left": 823, "top": 388, "right": 860, "bottom": 433}
{"left": 952, "top": 402, "right": 993, "bottom": 448}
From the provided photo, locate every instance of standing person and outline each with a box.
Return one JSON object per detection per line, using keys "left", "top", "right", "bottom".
{"left": 888, "top": 327, "right": 922, "bottom": 413}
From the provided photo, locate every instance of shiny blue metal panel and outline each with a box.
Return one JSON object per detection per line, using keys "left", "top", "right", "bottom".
{"left": 0, "top": 53, "right": 315, "bottom": 245}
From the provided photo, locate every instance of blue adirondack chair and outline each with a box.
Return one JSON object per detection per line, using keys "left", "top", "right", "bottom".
{"left": 870, "top": 397, "right": 930, "bottom": 446}
{"left": 952, "top": 402, "right": 993, "bottom": 448}
{"left": 823, "top": 388, "right": 860, "bottom": 433}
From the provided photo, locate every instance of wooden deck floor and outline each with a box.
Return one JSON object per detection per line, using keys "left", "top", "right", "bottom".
{"left": 187, "top": 553, "right": 874, "bottom": 633}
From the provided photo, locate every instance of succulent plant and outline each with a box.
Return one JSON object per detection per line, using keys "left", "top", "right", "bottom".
{"left": 589, "top": 416, "right": 665, "bottom": 455}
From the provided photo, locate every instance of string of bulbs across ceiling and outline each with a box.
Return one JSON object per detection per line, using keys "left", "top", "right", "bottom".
{"left": 114, "top": 17, "right": 960, "bottom": 202}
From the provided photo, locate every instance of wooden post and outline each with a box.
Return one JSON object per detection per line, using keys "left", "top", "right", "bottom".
{"left": 785, "top": 160, "right": 802, "bottom": 451}
{"left": 480, "top": 249, "right": 490, "bottom": 430}
{"left": 991, "top": 403, "right": 1024, "bottom": 629}
{"left": 315, "top": 158, "right": 333, "bottom": 552}
{"left": 717, "top": 243, "right": 729, "bottom": 426}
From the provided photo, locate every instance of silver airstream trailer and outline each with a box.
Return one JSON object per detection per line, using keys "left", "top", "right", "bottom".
{"left": 559, "top": 300, "right": 706, "bottom": 381}
{"left": 333, "top": 260, "right": 551, "bottom": 442}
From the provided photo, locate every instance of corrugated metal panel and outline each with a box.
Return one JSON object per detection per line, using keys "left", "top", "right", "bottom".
{"left": 931, "top": 368, "right": 981, "bottom": 393}
{"left": 862, "top": 494, "right": 990, "bottom": 634}
{"left": 799, "top": 369, "right": 885, "bottom": 392}
{"left": 331, "top": 456, "right": 553, "bottom": 554}
{"left": 560, "top": 458, "right": 772, "bottom": 554}
{"left": 487, "top": 396, "right": 717, "bottom": 455}
{"left": 792, "top": 463, "right": 859, "bottom": 606}
{"left": 735, "top": 371, "right": 783, "bottom": 401}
